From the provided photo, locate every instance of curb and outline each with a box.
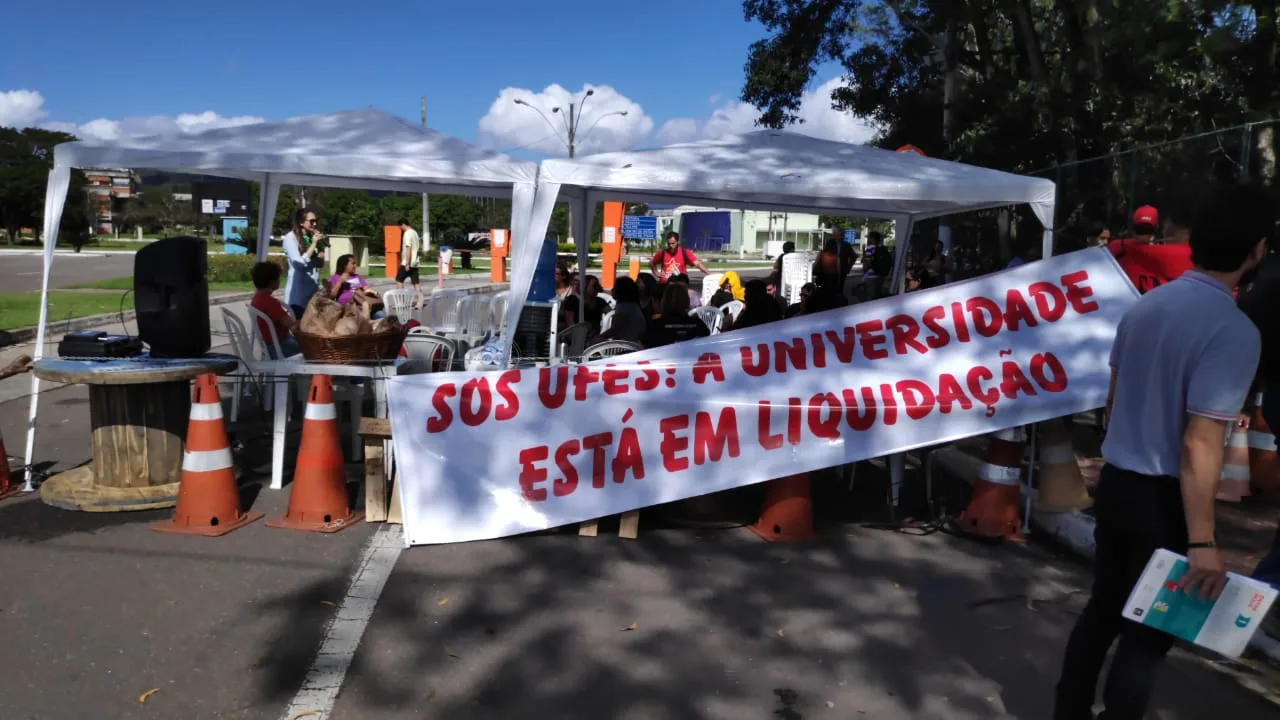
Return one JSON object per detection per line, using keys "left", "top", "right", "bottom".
{"left": 0, "top": 281, "right": 509, "bottom": 349}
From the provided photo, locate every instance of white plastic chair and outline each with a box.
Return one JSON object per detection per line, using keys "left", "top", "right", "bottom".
{"left": 723, "top": 300, "right": 745, "bottom": 322}
{"left": 599, "top": 310, "right": 615, "bottom": 334}
{"left": 781, "top": 252, "right": 815, "bottom": 305}
{"left": 582, "top": 340, "right": 643, "bottom": 361}
{"left": 222, "top": 308, "right": 296, "bottom": 422}
{"left": 403, "top": 328, "right": 457, "bottom": 372}
{"left": 597, "top": 292, "right": 616, "bottom": 310}
{"left": 457, "top": 295, "right": 496, "bottom": 348}
{"left": 428, "top": 290, "right": 466, "bottom": 334}
{"left": 489, "top": 292, "right": 511, "bottom": 334}
{"left": 701, "top": 273, "right": 724, "bottom": 306}
{"left": 247, "top": 306, "right": 299, "bottom": 363}
{"left": 382, "top": 289, "right": 421, "bottom": 323}
{"left": 557, "top": 322, "right": 591, "bottom": 362}
{"left": 690, "top": 306, "right": 723, "bottom": 334}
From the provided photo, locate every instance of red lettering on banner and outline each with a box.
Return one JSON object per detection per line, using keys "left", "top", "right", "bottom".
{"left": 1061, "top": 271, "right": 1100, "bottom": 314}
{"left": 758, "top": 401, "right": 784, "bottom": 450}
{"left": 807, "top": 392, "right": 843, "bottom": 439}
{"left": 921, "top": 305, "right": 951, "bottom": 349}
{"left": 693, "top": 408, "right": 741, "bottom": 464}
{"left": 553, "top": 440, "right": 580, "bottom": 497}
{"left": 601, "top": 366, "right": 629, "bottom": 395}
{"left": 459, "top": 378, "right": 492, "bottom": 427}
{"left": 494, "top": 370, "right": 521, "bottom": 420}
{"left": 887, "top": 315, "right": 928, "bottom": 355}
{"left": 787, "top": 396, "right": 804, "bottom": 445}
{"left": 660, "top": 415, "right": 691, "bottom": 472}
{"left": 634, "top": 361, "right": 660, "bottom": 391}
{"left": 1002, "top": 289, "right": 1039, "bottom": 331}
{"left": 896, "top": 379, "right": 936, "bottom": 420}
{"left": 1028, "top": 282, "right": 1067, "bottom": 322}
{"left": 776, "top": 338, "right": 808, "bottom": 372}
{"left": 538, "top": 366, "right": 569, "bottom": 409}
{"left": 573, "top": 365, "right": 600, "bottom": 402}
{"left": 999, "top": 359, "right": 1038, "bottom": 399}
{"left": 842, "top": 386, "right": 877, "bottom": 430}
{"left": 950, "top": 302, "right": 972, "bottom": 343}
{"left": 518, "top": 446, "right": 549, "bottom": 501}
{"left": 967, "top": 365, "right": 1000, "bottom": 414}
{"left": 935, "top": 373, "right": 974, "bottom": 413}
{"left": 855, "top": 320, "right": 889, "bottom": 360}
{"left": 740, "top": 346, "right": 769, "bottom": 377}
{"left": 613, "top": 427, "right": 646, "bottom": 482}
{"left": 826, "top": 327, "right": 856, "bottom": 362}
{"left": 879, "top": 383, "right": 899, "bottom": 426}
{"left": 809, "top": 333, "right": 828, "bottom": 367}
{"left": 966, "top": 297, "right": 1003, "bottom": 337}
{"left": 1030, "top": 352, "right": 1069, "bottom": 392}
{"left": 582, "top": 432, "right": 613, "bottom": 488}
{"left": 693, "top": 353, "right": 726, "bottom": 384}
{"left": 426, "top": 383, "right": 457, "bottom": 433}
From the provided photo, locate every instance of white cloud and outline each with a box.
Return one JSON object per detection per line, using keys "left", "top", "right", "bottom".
{"left": 0, "top": 89, "right": 48, "bottom": 127}
{"left": 1, "top": 88, "right": 264, "bottom": 140}
{"left": 478, "top": 83, "right": 655, "bottom": 156}
{"left": 658, "top": 77, "right": 878, "bottom": 146}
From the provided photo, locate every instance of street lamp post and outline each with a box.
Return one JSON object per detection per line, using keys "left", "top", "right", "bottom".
{"left": 512, "top": 88, "right": 629, "bottom": 159}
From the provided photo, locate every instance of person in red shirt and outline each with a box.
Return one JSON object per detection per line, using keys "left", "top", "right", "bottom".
{"left": 650, "top": 231, "right": 709, "bottom": 282}
{"left": 249, "top": 262, "right": 300, "bottom": 358}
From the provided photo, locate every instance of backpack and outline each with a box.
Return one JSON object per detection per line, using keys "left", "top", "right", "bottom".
{"left": 871, "top": 247, "right": 892, "bottom": 277}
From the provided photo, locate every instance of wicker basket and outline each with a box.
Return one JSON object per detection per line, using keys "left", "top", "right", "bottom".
{"left": 295, "top": 329, "right": 408, "bottom": 365}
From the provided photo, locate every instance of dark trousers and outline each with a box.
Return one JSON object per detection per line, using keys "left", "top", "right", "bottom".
{"left": 1055, "top": 464, "right": 1189, "bottom": 720}
{"left": 290, "top": 304, "right": 306, "bottom": 321}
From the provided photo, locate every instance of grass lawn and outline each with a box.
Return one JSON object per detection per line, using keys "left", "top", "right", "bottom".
{"left": 0, "top": 291, "right": 134, "bottom": 331}
{"left": 67, "top": 277, "right": 253, "bottom": 292}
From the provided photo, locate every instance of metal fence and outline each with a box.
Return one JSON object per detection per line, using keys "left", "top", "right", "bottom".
{"left": 1032, "top": 120, "right": 1280, "bottom": 241}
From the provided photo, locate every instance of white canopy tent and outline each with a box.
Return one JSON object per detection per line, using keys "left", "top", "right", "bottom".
{"left": 502, "top": 130, "right": 1057, "bottom": 350}
{"left": 24, "top": 108, "right": 539, "bottom": 488}
{"left": 499, "top": 130, "right": 1058, "bottom": 497}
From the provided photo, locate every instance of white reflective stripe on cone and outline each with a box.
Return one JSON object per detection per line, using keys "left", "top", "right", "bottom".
{"left": 189, "top": 402, "right": 224, "bottom": 421}
{"left": 305, "top": 403, "right": 338, "bottom": 421}
{"left": 979, "top": 463, "right": 1022, "bottom": 486}
{"left": 1040, "top": 444, "right": 1075, "bottom": 465}
{"left": 1249, "top": 431, "right": 1278, "bottom": 452}
{"left": 1222, "top": 465, "right": 1251, "bottom": 481}
{"left": 183, "top": 448, "right": 234, "bottom": 473}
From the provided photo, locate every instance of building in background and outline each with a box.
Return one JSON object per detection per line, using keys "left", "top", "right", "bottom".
{"left": 660, "top": 206, "right": 830, "bottom": 256}
{"left": 84, "top": 169, "right": 137, "bottom": 234}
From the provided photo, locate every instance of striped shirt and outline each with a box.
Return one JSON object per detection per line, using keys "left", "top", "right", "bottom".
{"left": 1102, "top": 270, "right": 1260, "bottom": 477}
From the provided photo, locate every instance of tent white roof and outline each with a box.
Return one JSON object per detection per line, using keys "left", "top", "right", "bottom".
{"left": 535, "top": 130, "right": 1056, "bottom": 221}
{"left": 54, "top": 107, "right": 538, "bottom": 195}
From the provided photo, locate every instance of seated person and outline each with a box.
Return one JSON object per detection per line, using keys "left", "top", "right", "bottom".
{"left": 785, "top": 282, "right": 815, "bottom": 318}
{"left": 643, "top": 284, "right": 710, "bottom": 348}
{"left": 597, "top": 276, "right": 646, "bottom": 343}
{"left": 249, "top": 261, "right": 300, "bottom": 358}
{"left": 709, "top": 271, "right": 745, "bottom": 307}
{"left": 328, "top": 254, "right": 384, "bottom": 318}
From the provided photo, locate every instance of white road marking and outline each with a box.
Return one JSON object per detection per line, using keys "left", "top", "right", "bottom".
{"left": 279, "top": 524, "right": 404, "bottom": 720}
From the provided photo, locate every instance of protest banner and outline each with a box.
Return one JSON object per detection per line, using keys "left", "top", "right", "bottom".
{"left": 1107, "top": 240, "right": 1193, "bottom": 294}
{"left": 388, "top": 248, "right": 1140, "bottom": 546}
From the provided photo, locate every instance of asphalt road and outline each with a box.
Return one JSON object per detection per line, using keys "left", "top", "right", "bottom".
{"left": 4, "top": 252, "right": 137, "bottom": 292}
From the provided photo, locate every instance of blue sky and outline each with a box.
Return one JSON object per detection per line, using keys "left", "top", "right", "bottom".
{"left": 1, "top": 1, "right": 870, "bottom": 157}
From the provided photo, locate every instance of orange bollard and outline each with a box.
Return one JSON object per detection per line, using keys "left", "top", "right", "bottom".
{"left": 628, "top": 255, "right": 641, "bottom": 280}
{"left": 749, "top": 473, "right": 816, "bottom": 542}
{"left": 267, "top": 375, "right": 362, "bottom": 532}
{"left": 0, "top": 431, "right": 21, "bottom": 502}
{"left": 601, "top": 259, "right": 617, "bottom": 290}
{"left": 1249, "top": 393, "right": 1280, "bottom": 501}
{"left": 152, "top": 375, "right": 262, "bottom": 536}
{"left": 1034, "top": 421, "right": 1092, "bottom": 512}
{"left": 955, "top": 427, "right": 1025, "bottom": 542}
{"left": 1218, "top": 423, "right": 1252, "bottom": 502}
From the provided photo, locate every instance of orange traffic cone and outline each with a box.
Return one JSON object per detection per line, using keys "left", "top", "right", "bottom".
{"left": 955, "top": 427, "right": 1025, "bottom": 542}
{"left": 1218, "top": 423, "right": 1252, "bottom": 502}
{"left": 0, "top": 430, "right": 22, "bottom": 502}
{"left": 748, "top": 473, "right": 815, "bottom": 542}
{"left": 267, "top": 375, "right": 362, "bottom": 532}
{"left": 153, "top": 375, "right": 262, "bottom": 536}
{"left": 1250, "top": 393, "right": 1280, "bottom": 502}
{"left": 1034, "top": 420, "right": 1093, "bottom": 512}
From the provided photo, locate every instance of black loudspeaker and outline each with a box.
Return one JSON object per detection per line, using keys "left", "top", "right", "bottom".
{"left": 134, "top": 236, "right": 211, "bottom": 358}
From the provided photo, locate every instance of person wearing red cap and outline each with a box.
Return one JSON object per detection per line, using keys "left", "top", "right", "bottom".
{"left": 1107, "top": 204, "right": 1193, "bottom": 294}
{"left": 1131, "top": 205, "right": 1160, "bottom": 242}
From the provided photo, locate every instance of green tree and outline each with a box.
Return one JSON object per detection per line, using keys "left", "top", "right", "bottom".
{"left": 0, "top": 127, "right": 85, "bottom": 245}
{"left": 321, "top": 188, "right": 381, "bottom": 238}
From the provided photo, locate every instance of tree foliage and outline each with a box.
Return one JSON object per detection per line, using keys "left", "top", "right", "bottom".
{"left": 0, "top": 127, "right": 87, "bottom": 245}
{"left": 742, "top": 1, "right": 1280, "bottom": 228}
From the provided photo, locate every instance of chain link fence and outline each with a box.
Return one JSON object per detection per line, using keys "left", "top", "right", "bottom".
{"left": 1033, "top": 120, "right": 1280, "bottom": 246}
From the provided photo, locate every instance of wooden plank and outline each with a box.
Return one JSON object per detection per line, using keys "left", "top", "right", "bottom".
{"left": 364, "top": 440, "right": 387, "bottom": 522}
{"left": 618, "top": 511, "right": 640, "bottom": 540}
{"left": 358, "top": 416, "right": 392, "bottom": 439}
{"left": 578, "top": 520, "right": 599, "bottom": 537}
{"left": 386, "top": 472, "right": 403, "bottom": 525}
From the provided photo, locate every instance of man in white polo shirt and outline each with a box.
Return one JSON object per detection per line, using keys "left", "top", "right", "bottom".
{"left": 1054, "top": 184, "right": 1270, "bottom": 720}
